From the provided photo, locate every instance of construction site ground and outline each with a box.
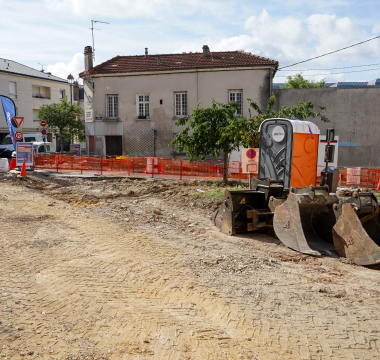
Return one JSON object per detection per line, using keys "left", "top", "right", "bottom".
{"left": 0, "top": 172, "right": 379, "bottom": 360}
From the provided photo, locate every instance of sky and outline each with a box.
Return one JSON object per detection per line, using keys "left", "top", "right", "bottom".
{"left": 2, "top": 0, "right": 380, "bottom": 84}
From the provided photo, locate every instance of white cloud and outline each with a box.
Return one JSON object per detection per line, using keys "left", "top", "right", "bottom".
{"left": 372, "top": 23, "right": 380, "bottom": 34}
{"left": 213, "top": 10, "right": 380, "bottom": 69}
{"left": 44, "top": 0, "right": 227, "bottom": 20}
{"left": 46, "top": 53, "right": 84, "bottom": 82}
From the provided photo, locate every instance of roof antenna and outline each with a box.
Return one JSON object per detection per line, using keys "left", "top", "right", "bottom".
{"left": 38, "top": 63, "right": 47, "bottom": 72}
{"left": 90, "top": 20, "right": 110, "bottom": 64}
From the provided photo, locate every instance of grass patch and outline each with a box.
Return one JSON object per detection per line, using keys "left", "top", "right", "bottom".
{"left": 195, "top": 180, "right": 249, "bottom": 201}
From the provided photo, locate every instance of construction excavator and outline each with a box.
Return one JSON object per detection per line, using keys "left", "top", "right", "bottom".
{"left": 212, "top": 118, "right": 380, "bottom": 267}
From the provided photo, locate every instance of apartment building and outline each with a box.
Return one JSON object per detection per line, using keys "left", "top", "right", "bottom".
{"left": 79, "top": 46, "right": 278, "bottom": 157}
{"left": 0, "top": 59, "right": 71, "bottom": 145}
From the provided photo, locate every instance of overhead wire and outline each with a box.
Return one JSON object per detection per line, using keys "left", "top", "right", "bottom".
{"left": 279, "top": 62, "right": 380, "bottom": 71}
{"left": 275, "top": 67, "right": 380, "bottom": 77}
{"left": 278, "top": 35, "right": 380, "bottom": 70}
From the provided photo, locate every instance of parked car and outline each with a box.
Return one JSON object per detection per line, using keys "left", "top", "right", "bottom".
{"left": 0, "top": 133, "right": 46, "bottom": 159}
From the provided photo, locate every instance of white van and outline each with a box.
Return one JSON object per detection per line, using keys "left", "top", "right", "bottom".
{"left": 0, "top": 133, "right": 45, "bottom": 158}
{"left": 11, "top": 141, "right": 55, "bottom": 158}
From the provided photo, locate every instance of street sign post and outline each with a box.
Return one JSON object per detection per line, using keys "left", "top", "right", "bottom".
{"left": 40, "top": 120, "right": 46, "bottom": 127}
{"left": 16, "top": 142, "right": 33, "bottom": 167}
{"left": 70, "top": 144, "right": 81, "bottom": 155}
{"left": 15, "top": 131, "right": 23, "bottom": 141}
{"left": 41, "top": 129, "right": 47, "bottom": 136}
{"left": 242, "top": 148, "right": 259, "bottom": 173}
{"left": 12, "top": 116, "right": 24, "bottom": 128}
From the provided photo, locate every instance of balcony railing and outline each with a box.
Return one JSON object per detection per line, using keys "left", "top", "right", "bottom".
{"left": 33, "top": 94, "right": 51, "bottom": 99}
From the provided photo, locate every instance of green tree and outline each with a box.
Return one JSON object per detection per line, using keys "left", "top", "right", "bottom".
{"left": 281, "top": 73, "right": 326, "bottom": 89}
{"left": 170, "top": 96, "right": 329, "bottom": 183}
{"left": 228, "top": 95, "right": 329, "bottom": 148}
{"left": 169, "top": 100, "right": 241, "bottom": 183}
{"left": 37, "top": 97, "right": 84, "bottom": 153}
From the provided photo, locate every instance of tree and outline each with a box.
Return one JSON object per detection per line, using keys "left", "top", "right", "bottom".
{"left": 169, "top": 100, "right": 241, "bottom": 183}
{"left": 281, "top": 74, "right": 326, "bottom": 89}
{"left": 37, "top": 97, "right": 84, "bottom": 153}
{"left": 226, "top": 95, "right": 329, "bottom": 148}
{"left": 170, "top": 95, "right": 329, "bottom": 183}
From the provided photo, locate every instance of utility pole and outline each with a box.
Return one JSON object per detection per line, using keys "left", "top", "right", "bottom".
{"left": 90, "top": 20, "right": 109, "bottom": 64}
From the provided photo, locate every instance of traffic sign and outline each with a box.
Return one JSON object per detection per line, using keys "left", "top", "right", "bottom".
{"left": 246, "top": 149, "right": 257, "bottom": 159}
{"left": 15, "top": 131, "right": 23, "bottom": 141}
{"left": 40, "top": 120, "right": 46, "bottom": 127}
{"left": 242, "top": 148, "right": 259, "bottom": 173}
{"left": 41, "top": 129, "right": 47, "bottom": 136}
{"left": 12, "top": 117, "right": 24, "bottom": 128}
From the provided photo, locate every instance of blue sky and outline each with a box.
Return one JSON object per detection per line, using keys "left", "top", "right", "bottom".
{"left": 1, "top": 0, "right": 380, "bottom": 83}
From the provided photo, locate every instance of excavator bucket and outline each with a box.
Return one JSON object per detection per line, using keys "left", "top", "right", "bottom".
{"left": 332, "top": 191, "right": 380, "bottom": 266}
{"left": 273, "top": 185, "right": 339, "bottom": 256}
{"left": 212, "top": 178, "right": 285, "bottom": 235}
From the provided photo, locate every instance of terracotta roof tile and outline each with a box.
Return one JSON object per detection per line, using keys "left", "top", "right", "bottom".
{"left": 80, "top": 51, "right": 278, "bottom": 76}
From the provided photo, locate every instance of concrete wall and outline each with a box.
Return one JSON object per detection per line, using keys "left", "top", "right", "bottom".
{"left": 273, "top": 88, "right": 380, "bottom": 168}
{"left": 89, "top": 67, "right": 271, "bottom": 157}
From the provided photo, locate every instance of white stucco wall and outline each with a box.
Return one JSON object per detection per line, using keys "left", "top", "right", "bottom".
{"left": 87, "top": 67, "right": 271, "bottom": 157}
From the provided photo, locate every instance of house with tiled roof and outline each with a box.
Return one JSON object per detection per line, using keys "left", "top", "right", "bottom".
{"left": 79, "top": 45, "right": 278, "bottom": 157}
{"left": 0, "top": 58, "right": 72, "bottom": 146}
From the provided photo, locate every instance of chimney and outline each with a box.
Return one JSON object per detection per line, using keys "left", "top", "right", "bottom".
{"left": 202, "top": 45, "right": 210, "bottom": 57}
{"left": 84, "top": 46, "right": 93, "bottom": 71}
{"left": 145, "top": 48, "right": 148, "bottom": 58}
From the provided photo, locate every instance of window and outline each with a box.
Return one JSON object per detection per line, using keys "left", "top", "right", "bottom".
{"left": 107, "top": 95, "right": 118, "bottom": 119}
{"left": 9, "top": 82, "right": 17, "bottom": 99}
{"left": 24, "top": 137, "right": 36, "bottom": 142}
{"left": 1, "top": 137, "right": 13, "bottom": 145}
{"left": 60, "top": 89, "right": 65, "bottom": 99}
{"left": 175, "top": 92, "right": 187, "bottom": 117}
{"left": 137, "top": 94, "right": 150, "bottom": 118}
{"left": 33, "top": 109, "right": 39, "bottom": 122}
{"left": 229, "top": 90, "right": 242, "bottom": 114}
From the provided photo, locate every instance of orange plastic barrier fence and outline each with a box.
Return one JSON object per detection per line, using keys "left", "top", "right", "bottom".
{"left": 34, "top": 155, "right": 380, "bottom": 189}
{"left": 34, "top": 154, "right": 251, "bottom": 181}
{"left": 317, "top": 166, "right": 380, "bottom": 189}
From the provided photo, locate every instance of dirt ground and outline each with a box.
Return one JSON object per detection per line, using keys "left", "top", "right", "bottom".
{"left": 0, "top": 172, "right": 379, "bottom": 360}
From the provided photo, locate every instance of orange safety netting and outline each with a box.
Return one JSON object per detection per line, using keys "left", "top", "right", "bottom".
{"left": 34, "top": 155, "right": 380, "bottom": 189}
{"left": 34, "top": 154, "right": 251, "bottom": 181}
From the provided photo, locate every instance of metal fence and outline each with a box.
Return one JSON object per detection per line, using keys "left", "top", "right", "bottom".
{"left": 34, "top": 154, "right": 380, "bottom": 189}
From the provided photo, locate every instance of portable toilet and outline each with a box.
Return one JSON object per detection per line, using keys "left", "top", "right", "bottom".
{"left": 258, "top": 118, "right": 320, "bottom": 188}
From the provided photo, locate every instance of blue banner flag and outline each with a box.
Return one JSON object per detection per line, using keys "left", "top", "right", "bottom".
{"left": 0, "top": 96, "right": 17, "bottom": 146}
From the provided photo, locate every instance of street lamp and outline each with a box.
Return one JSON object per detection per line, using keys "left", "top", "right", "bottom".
{"left": 67, "top": 74, "right": 74, "bottom": 104}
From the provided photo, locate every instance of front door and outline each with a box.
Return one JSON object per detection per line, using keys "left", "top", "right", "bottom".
{"left": 258, "top": 119, "right": 293, "bottom": 188}
{"left": 105, "top": 136, "right": 122, "bottom": 156}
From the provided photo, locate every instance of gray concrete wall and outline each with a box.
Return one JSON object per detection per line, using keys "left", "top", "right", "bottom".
{"left": 273, "top": 88, "right": 380, "bottom": 168}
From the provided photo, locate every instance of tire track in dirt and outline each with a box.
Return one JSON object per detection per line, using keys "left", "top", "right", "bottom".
{"left": 0, "top": 181, "right": 379, "bottom": 360}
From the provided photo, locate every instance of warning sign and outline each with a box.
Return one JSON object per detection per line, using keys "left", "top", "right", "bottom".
{"left": 242, "top": 148, "right": 259, "bottom": 174}
{"left": 16, "top": 142, "right": 33, "bottom": 167}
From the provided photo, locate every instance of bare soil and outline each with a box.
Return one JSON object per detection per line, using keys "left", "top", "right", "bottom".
{"left": 0, "top": 172, "right": 379, "bottom": 360}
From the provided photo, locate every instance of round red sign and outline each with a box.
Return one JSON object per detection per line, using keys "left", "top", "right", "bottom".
{"left": 246, "top": 149, "right": 256, "bottom": 159}
{"left": 40, "top": 120, "right": 46, "bottom": 127}
{"left": 15, "top": 131, "right": 23, "bottom": 141}
{"left": 41, "top": 129, "right": 47, "bottom": 136}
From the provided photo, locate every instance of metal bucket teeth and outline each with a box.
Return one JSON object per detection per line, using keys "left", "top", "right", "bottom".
{"left": 333, "top": 203, "right": 380, "bottom": 266}
{"left": 273, "top": 187, "right": 339, "bottom": 256}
